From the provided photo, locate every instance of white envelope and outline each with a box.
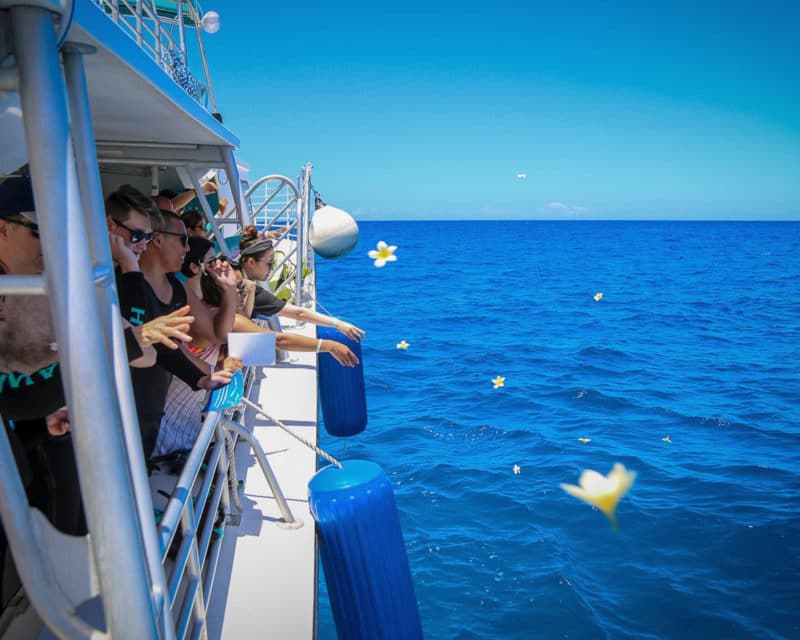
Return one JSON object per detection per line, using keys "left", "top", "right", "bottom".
{"left": 227, "top": 332, "right": 276, "bottom": 366}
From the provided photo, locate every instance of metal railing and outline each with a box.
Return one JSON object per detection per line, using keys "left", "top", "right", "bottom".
{"left": 93, "top": 0, "right": 217, "bottom": 111}
{"left": 0, "top": 3, "right": 312, "bottom": 637}
{"left": 244, "top": 165, "right": 314, "bottom": 305}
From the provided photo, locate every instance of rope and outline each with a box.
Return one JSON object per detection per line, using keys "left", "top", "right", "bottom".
{"left": 241, "top": 398, "right": 342, "bottom": 468}
{"left": 223, "top": 429, "right": 243, "bottom": 512}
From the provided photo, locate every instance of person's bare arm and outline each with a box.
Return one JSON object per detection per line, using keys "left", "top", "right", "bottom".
{"left": 232, "top": 313, "right": 358, "bottom": 366}
{"left": 171, "top": 181, "right": 217, "bottom": 212}
{"left": 278, "top": 304, "right": 365, "bottom": 342}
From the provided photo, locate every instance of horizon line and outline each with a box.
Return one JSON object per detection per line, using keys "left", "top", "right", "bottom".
{"left": 350, "top": 217, "right": 800, "bottom": 223}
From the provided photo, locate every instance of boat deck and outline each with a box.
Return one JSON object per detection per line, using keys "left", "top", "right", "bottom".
{"left": 207, "top": 317, "right": 319, "bottom": 640}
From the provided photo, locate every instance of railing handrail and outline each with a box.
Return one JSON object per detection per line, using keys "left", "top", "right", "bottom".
{"left": 94, "top": 0, "right": 215, "bottom": 109}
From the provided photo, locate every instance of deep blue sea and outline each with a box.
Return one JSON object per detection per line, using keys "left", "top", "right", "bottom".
{"left": 314, "top": 220, "right": 800, "bottom": 640}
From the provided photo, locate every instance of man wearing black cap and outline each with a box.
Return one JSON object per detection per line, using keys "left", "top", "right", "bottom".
{"left": 0, "top": 175, "right": 85, "bottom": 612}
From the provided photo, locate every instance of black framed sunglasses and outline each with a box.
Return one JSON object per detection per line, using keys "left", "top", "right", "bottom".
{"left": 113, "top": 219, "right": 154, "bottom": 244}
{"left": 7, "top": 217, "right": 40, "bottom": 238}
{"left": 159, "top": 230, "right": 189, "bottom": 245}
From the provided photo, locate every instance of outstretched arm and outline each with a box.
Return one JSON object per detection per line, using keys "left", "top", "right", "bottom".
{"left": 233, "top": 313, "right": 359, "bottom": 366}
{"left": 278, "top": 304, "right": 365, "bottom": 342}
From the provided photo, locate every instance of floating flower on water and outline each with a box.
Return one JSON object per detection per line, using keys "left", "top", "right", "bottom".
{"left": 560, "top": 463, "right": 636, "bottom": 528}
{"left": 578, "top": 437, "right": 592, "bottom": 444}
{"left": 593, "top": 292, "right": 603, "bottom": 301}
{"left": 368, "top": 240, "right": 398, "bottom": 268}
{"left": 492, "top": 375, "right": 505, "bottom": 389}
{"left": 513, "top": 464, "right": 521, "bottom": 475}
{"left": 662, "top": 435, "right": 672, "bottom": 443}
{"left": 396, "top": 340, "right": 410, "bottom": 350}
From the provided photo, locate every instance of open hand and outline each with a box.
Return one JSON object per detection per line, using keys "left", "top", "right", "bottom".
{"left": 206, "top": 259, "right": 238, "bottom": 291}
{"left": 336, "top": 320, "right": 365, "bottom": 342}
{"left": 138, "top": 306, "right": 194, "bottom": 349}
{"left": 198, "top": 369, "right": 234, "bottom": 390}
{"left": 109, "top": 233, "right": 139, "bottom": 272}
{"left": 325, "top": 340, "right": 359, "bottom": 367}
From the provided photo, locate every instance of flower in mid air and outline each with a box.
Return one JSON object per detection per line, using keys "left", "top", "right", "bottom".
{"left": 593, "top": 292, "right": 603, "bottom": 301}
{"left": 492, "top": 376, "right": 505, "bottom": 389}
{"left": 578, "top": 438, "right": 591, "bottom": 444}
{"left": 368, "top": 241, "right": 397, "bottom": 268}
{"left": 513, "top": 464, "right": 521, "bottom": 475}
{"left": 561, "top": 463, "right": 636, "bottom": 528}
{"left": 396, "top": 340, "right": 410, "bottom": 350}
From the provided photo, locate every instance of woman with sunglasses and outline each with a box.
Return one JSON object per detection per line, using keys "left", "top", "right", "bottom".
{"left": 153, "top": 237, "right": 359, "bottom": 456}
{"left": 180, "top": 237, "right": 358, "bottom": 365}
{"left": 237, "top": 226, "right": 365, "bottom": 342}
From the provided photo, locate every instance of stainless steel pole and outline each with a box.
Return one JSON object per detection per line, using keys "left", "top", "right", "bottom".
{"left": 62, "top": 44, "right": 176, "bottom": 640}
{"left": 11, "top": 6, "right": 158, "bottom": 638}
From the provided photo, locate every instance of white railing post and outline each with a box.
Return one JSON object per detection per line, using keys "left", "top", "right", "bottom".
{"left": 297, "top": 164, "right": 312, "bottom": 304}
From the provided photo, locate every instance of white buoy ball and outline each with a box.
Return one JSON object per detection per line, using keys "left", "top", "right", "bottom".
{"left": 309, "top": 206, "right": 359, "bottom": 259}
{"left": 201, "top": 11, "right": 220, "bottom": 34}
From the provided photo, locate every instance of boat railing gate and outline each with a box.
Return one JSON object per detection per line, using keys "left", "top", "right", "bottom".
{"left": 226, "top": 165, "right": 315, "bottom": 306}
{"left": 93, "top": 0, "right": 218, "bottom": 112}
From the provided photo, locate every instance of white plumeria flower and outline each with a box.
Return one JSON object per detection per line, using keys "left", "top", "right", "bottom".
{"left": 561, "top": 463, "right": 636, "bottom": 528}
{"left": 396, "top": 340, "right": 410, "bottom": 350}
{"left": 492, "top": 375, "right": 505, "bottom": 389}
{"left": 368, "top": 240, "right": 398, "bottom": 268}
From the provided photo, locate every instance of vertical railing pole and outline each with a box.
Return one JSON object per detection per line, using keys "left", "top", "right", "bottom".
{"left": 11, "top": 7, "right": 158, "bottom": 638}
{"left": 176, "top": 0, "right": 186, "bottom": 59}
{"left": 62, "top": 44, "right": 177, "bottom": 640}
{"left": 296, "top": 163, "right": 312, "bottom": 304}
{"left": 193, "top": 18, "right": 217, "bottom": 112}
{"left": 135, "top": 0, "right": 143, "bottom": 45}
{"left": 222, "top": 147, "right": 251, "bottom": 227}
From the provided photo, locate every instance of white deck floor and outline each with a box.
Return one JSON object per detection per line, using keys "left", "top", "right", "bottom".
{"left": 207, "top": 318, "right": 319, "bottom": 640}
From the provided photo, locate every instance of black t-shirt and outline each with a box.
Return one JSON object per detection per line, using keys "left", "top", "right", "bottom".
{"left": 251, "top": 284, "right": 287, "bottom": 318}
{"left": 116, "top": 270, "right": 203, "bottom": 457}
{"left": 0, "top": 362, "right": 64, "bottom": 422}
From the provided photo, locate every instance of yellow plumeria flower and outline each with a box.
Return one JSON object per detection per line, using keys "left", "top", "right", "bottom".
{"left": 396, "top": 340, "right": 410, "bottom": 350}
{"left": 513, "top": 464, "right": 521, "bottom": 475}
{"left": 492, "top": 375, "right": 505, "bottom": 389}
{"left": 578, "top": 437, "right": 591, "bottom": 444}
{"left": 561, "top": 463, "right": 636, "bottom": 528}
{"left": 593, "top": 292, "right": 603, "bottom": 301}
{"left": 368, "top": 240, "right": 398, "bottom": 268}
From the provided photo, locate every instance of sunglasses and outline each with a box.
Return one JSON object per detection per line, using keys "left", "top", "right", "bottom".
{"left": 7, "top": 217, "right": 40, "bottom": 238}
{"left": 113, "top": 219, "right": 154, "bottom": 244}
{"left": 159, "top": 230, "right": 189, "bottom": 245}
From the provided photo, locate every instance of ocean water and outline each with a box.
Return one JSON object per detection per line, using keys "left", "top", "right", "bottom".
{"left": 314, "top": 220, "right": 800, "bottom": 640}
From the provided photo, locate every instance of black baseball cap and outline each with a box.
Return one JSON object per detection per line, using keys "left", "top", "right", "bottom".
{"left": 0, "top": 176, "right": 37, "bottom": 222}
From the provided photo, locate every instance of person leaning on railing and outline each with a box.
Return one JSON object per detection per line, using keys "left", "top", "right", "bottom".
{"left": 186, "top": 238, "right": 360, "bottom": 366}
{"left": 106, "top": 185, "right": 234, "bottom": 458}
{"left": 0, "top": 177, "right": 204, "bottom": 610}
{"left": 153, "top": 237, "right": 357, "bottom": 457}
{"left": 238, "top": 225, "right": 366, "bottom": 342}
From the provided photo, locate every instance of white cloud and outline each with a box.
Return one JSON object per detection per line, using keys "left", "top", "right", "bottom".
{"left": 542, "top": 201, "right": 590, "bottom": 215}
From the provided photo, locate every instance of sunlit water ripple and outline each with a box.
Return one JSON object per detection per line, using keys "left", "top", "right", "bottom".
{"left": 313, "top": 220, "right": 800, "bottom": 639}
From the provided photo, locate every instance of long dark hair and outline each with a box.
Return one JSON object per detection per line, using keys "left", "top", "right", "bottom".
{"left": 180, "top": 236, "right": 214, "bottom": 277}
{"left": 200, "top": 257, "right": 241, "bottom": 307}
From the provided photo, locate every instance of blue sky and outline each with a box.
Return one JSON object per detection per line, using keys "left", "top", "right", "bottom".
{"left": 201, "top": 1, "right": 799, "bottom": 220}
